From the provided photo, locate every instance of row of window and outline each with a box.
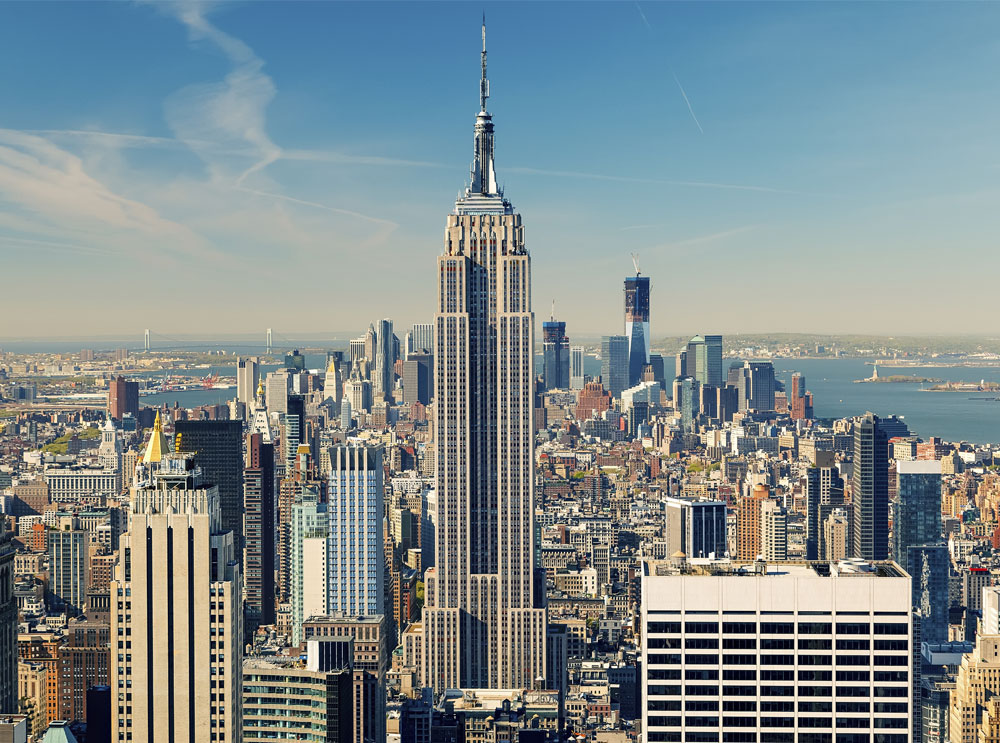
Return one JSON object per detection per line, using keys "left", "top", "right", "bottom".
{"left": 648, "top": 684, "right": 907, "bottom": 698}
{"left": 649, "top": 622, "right": 908, "bottom": 635}
{"left": 649, "top": 668, "right": 908, "bottom": 683}
{"left": 648, "top": 700, "right": 908, "bottom": 714}
{"left": 648, "top": 735, "right": 904, "bottom": 743}
{"left": 649, "top": 638, "right": 907, "bottom": 651}
{"left": 648, "top": 718, "right": 910, "bottom": 730}
{"left": 649, "top": 653, "right": 908, "bottom": 667}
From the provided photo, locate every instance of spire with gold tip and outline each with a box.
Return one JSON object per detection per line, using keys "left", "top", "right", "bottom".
{"left": 141, "top": 410, "right": 170, "bottom": 464}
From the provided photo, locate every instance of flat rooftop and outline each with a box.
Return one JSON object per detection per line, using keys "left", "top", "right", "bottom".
{"left": 644, "top": 558, "right": 908, "bottom": 579}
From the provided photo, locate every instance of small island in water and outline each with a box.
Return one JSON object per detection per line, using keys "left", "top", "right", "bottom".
{"left": 925, "top": 381, "right": 1000, "bottom": 392}
{"left": 854, "top": 374, "right": 942, "bottom": 384}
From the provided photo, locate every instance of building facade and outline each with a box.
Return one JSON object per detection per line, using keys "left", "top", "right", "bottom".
{"left": 421, "top": 23, "right": 546, "bottom": 693}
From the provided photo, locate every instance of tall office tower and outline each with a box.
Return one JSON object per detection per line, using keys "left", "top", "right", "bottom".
{"left": 373, "top": 318, "right": 394, "bottom": 403}
{"left": 265, "top": 368, "right": 290, "bottom": 415}
{"left": 236, "top": 356, "right": 260, "bottom": 408}
{"left": 542, "top": 317, "right": 569, "bottom": 390}
{"left": 107, "top": 376, "right": 139, "bottom": 421}
{"left": 736, "top": 484, "right": 770, "bottom": 559}
{"left": 97, "top": 418, "right": 122, "bottom": 473}
{"left": 663, "top": 498, "right": 728, "bottom": 559}
{"left": 323, "top": 355, "right": 343, "bottom": 413}
{"left": 716, "top": 385, "right": 739, "bottom": 423}
{"left": 853, "top": 412, "right": 889, "bottom": 560}
{"left": 703, "top": 335, "right": 723, "bottom": 387}
{"left": 686, "top": 335, "right": 707, "bottom": 385}
{"left": 174, "top": 419, "right": 245, "bottom": 560}
{"left": 805, "top": 454, "right": 846, "bottom": 560}
{"left": 113, "top": 450, "right": 242, "bottom": 742}
{"left": 410, "top": 323, "right": 434, "bottom": 355}
{"left": 746, "top": 361, "right": 776, "bottom": 411}
{"left": 641, "top": 559, "right": 913, "bottom": 743}
{"left": 422, "top": 22, "right": 546, "bottom": 693}
{"left": 601, "top": 335, "right": 629, "bottom": 399}
{"left": 328, "top": 445, "right": 385, "bottom": 616}
{"left": 673, "top": 376, "right": 700, "bottom": 433}
{"left": 907, "top": 543, "right": 950, "bottom": 644}
{"left": 403, "top": 354, "right": 432, "bottom": 406}
{"left": 648, "top": 353, "right": 666, "bottom": 389}
{"left": 0, "top": 520, "right": 15, "bottom": 713}
{"left": 363, "top": 324, "right": 377, "bottom": 367}
{"left": 675, "top": 350, "right": 687, "bottom": 378}
{"left": 570, "top": 346, "right": 585, "bottom": 389}
{"left": 624, "top": 272, "right": 650, "bottom": 387}
{"left": 892, "top": 459, "right": 943, "bottom": 563}
{"left": 348, "top": 338, "right": 366, "bottom": 365}
{"left": 47, "top": 524, "right": 89, "bottom": 616}
{"left": 790, "top": 371, "right": 814, "bottom": 420}
{"left": 759, "top": 499, "right": 788, "bottom": 560}
{"left": 283, "top": 394, "right": 306, "bottom": 473}
{"left": 344, "top": 363, "right": 372, "bottom": 415}
{"left": 727, "top": 362, "right": 750, "bottom": 410}
{"left": 824, "top": 509, "right": 850, "bottom": 560}
{"left": 244, "top": 433, "right": 276, "bottom": 629}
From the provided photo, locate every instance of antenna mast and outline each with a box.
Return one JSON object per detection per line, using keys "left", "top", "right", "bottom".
{"left": 631, "top": 252, "right": 641, "bottom": 275}
{"left": 480, "top": 15, "right": 489, "bottom": 112}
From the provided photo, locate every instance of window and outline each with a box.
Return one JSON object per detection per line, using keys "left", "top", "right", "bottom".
{"left": 724, "top": 638, "right": 757, "bottom": 650}
{"left": 686, "top": 686, "right": 719, "bottom": 696}
{"left": 799, "top": 670, "right": 833, "bottom": 681}
{"left": 760, "top": 623, "right": 794, "bottom": 634}
{"left": 873, "top": 623, "right": 907, "bottom": 635}
{"left": 799, "top": 623, "right": 832, "bottom": 634}
{"left": 686, "top": 622, "right": 719, "bottom": 633}
{"left": 687, "top": 638, "right": 719, "bottom": 649}
{"left": 723, "top": 669, "right": 757, "bottom": 681}
{"left": 799, "top": 701, "right": 833, "bottom": 713}
{"left": 723, "top": 622, "right": 756, "bottom": 634}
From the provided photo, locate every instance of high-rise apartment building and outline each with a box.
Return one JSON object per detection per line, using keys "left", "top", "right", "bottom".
{"left": 624, "top": 273, "right": 650, "bottom": 387}
{"left": 759, "top": 499, "right": 788, "bottom": 560}
{"left": 265, "top": 368, "right": 290, "bottom": 416}
{"left": 663, "top": 498, "right": 728, "bottom": 559}
{"left": 950, "top": 632, "right": 1000, "bottom": 743}
{"left": 542, "top": 317, "right": 569, "bottom": 390}
{"left": 47, "top": 524, "right": 89, "bottom": 616}
{"left": 107, "top": 376, "right": 139, "bottom": 421}
{"left": 853, "top": 412, "right": 889, "bottom": 560}
{"left": 373, "top": 318, "right": 394, "bottom": 403}
{"left": 570, "top": 346, "right": 585, "bottom": 389}
{"left": 420, "top": 23, "right": 546, "bottom": 693}
{"left": 736, "top": 484, "right": 770, "bottom": 560}
{"left": 824, "top": 509, "right": 850, "bottom": 560}
{"left": 892, "top": 459, "right": 942, "bottom": 563}
{"left": 328, "top": 445, "right": 385, "bottom": 616}
{"left": 601, "top": 335, "right": 629, "bottom": 399}
{"left": 805, "top": 456, "right": 846, "bottom": 561}
{"left": 244, "top": 433, "right": 276, "bottom": 629}
{"left": 174, "top": 419, "right": 245, "bottom": 560}
{"left": 641, "top": 559, "right": 913, "bottom": 743}
{"left": 112, "top": 449, "right": 242, "bottom": 742}
{"left": 236, "top": 356, "right": 260, "bottom": 409}
{"left": 790, "top": 372, "right": 814, "bottom": 420}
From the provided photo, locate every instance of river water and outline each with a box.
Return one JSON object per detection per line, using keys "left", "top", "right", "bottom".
{"left": 139, "top": 355, "right": 999, "bottom": 445}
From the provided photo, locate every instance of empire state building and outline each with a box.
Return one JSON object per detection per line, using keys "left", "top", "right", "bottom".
{"left": 421, "top": 22, "right": 547, "bottom": 692}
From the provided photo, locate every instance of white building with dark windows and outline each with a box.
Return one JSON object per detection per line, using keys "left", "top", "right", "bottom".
{"left": 641, "top": 559, "right": 912, "bottom": 743}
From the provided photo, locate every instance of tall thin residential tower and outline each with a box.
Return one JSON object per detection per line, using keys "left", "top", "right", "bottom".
{"left": 422, "top": 21, "right": 546, "bottom": 693}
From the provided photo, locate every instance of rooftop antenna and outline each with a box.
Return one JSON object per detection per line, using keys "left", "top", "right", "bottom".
{"left": 480, "top": 14, "right": 489, "bottom": 112}
{"left": 631, "top": 252, "right": 641, "bottom": 276}
{"left": 551, "top": 298, "right": 555, "bottom": 321}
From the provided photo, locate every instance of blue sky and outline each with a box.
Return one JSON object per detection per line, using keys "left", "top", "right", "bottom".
{"left": 2, "top": 1, "right": 999, "bottom": 339}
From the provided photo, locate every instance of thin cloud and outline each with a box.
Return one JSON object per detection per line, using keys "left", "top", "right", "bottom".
{"left": 507, "top": 166, "right": 794, "bottom": 194}
{"left": 655, "top": 224, "right": 759, "bottom": 249}
{"left": 635, "top": 2, "right": 652, "bottom": 31}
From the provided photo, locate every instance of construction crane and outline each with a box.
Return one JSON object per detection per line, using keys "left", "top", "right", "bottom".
{"left": 631, "top": 252, "right": 641, "bottom": 276}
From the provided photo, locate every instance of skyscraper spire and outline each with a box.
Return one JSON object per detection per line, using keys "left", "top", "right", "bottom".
{"left": 458, "top": 17, "right": 507, "bottom": 213}
{"left": 480, "top": 15, "right": 489, "bottom": 113}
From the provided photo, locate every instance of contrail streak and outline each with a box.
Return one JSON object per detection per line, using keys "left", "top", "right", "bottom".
{"left": 635, "top": 2, "right": 652, "bottom": 30}
{"left": 671, "top": 70, "right": 704, "bottom": 134}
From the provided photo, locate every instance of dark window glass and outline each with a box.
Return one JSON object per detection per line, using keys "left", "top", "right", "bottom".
{"left": 723, "top": 638, "right": 757, "bottom": 650}
{"left": 836, "top": 735, "right": 870, "bottom": 743}
{"left": 760, "top": 623, "right": 794, "bottom": 634}
{"left": 723, "top": 654, "right": 757, "bottom": 666}
{"left": 685, "top": 734, "right": 719, "bottom": 743}
{"left": 722, "top": 686, "right": 757, "bottom": 696}
{"left": 649, "top": 700, "right": 682, "bottom": 711}
{"left": 799, "top": 671, "right": 833, "bottom": 682}
{"left": 685, "top": 701, "right": 719, "bottom": 712}
{"left": 873, "top": 671, "right": 908, "bottom": 683}
{"left": 837, "top": 702, "right": 870, "bottom": 714}
{"left": 648, "top": 637, "right": 681, "bottom": 649}
{"left": 648, "top": 622, "right": 682, "bottom": 634}
{"left": 874, "top": 736, "right": 907, "bottom": 743}
{"left": 873, "top": 687, "right": 906, "bottom": 698}
{"left": 649, "top": 735, "right": 682, "bottom": 743}
{"left": 836, "top": 655, "right": 870, "bottom": 666}
{"left": 686, "top": 638, "right": 719, "bottom": 649}
{"left": 760, "top": 717, "right": 795, "bottom": 728}
{"left": 761, "top": 734, "right": 794, "bottom": 743}
{"left": 837, "top": 687, "right": 870, "bottom": 698}
{"left": 723, "top": 718, "right": 757, "bottom": 728}
{"left": 873, "top": 719, "right": 907, "bottom": 729}
{"left": 873, "top": 640, "right": 908, "bottom": 652}
{"left": 836, "top": 715, "right": 871, "bottom": 727}
{"left": 649, "top": 654, "right": 682, "bottom": 665}
{"left": 649, "top": 685, "right": 682, "bottom": 696}
{"left": 873, "top": 623, "right": 907, "bottom": 635}
{"left": 799, "top": 623, "right": 832, "bottom": 634}
{"left": 836, "top": 639, "right": 870, "bottom": 651}
{"left": 760, "top": 655, "right": 795, "bottom": 665}
{"left": 799, "top": 701, "right": 833, "bottom": 713}
{"left": 686, "top": 669, "right": 718, "bottom": 680}
{"left": 761, "top": 638, "right": 794, "bottom": 650}
{"left": 723, "top": 669, "right": 757, "bottom": 681}
{"left": 648, "top": 716, "right": 682, "bottom": 728}
{"left": 835, "top": 623, "right": 869, "bottom": 634}
{"left": 800, "top": 718, "right": 834, "bottom": 728}
{"left": 800, "top": 735, "right": 833, "bottom": 743}
{"left": 687, "top": 654, "right": 720, "bottom": 665}
{"left": 873, "top": 655, "right": 907, "bottom": 666}
{"left": 874, "top": 703, "right": 908, "bottom": 714}
{"left": 723, "top": 701, "right": 757, "bottom": 712}
{"left": 761, "top": 670, "right": 794, "bottom": 681}
{"left": 760, "top": 686, "right": 795, "bottom": 697}
{"left": 685, "top": 686, "right": 719, "bottom": 696}
{"left": 723, "top": 734, "right": 757, "bottom": 743}
{"left": 686, "top": 716, "right": 719, "bottom": 727}
{"left": 799, "top": 686, "right": 833, "bottom": 697}
{"left": 722, "top": 622, "right": 757, "bottom": 634}
{"left": 649, "top": 668, "right": 682, "bottom": 680}
{"left": 836, "top": 671, "right": 870, "bottom": 682}
{"left": 799, "top": 655, "right": 833, "bottom": 666}
{"left": 761, "top": 701, "right": 794, "bottom": 713}
{"left": 799, "top": 639, "right": 832, "bottom": 650}
{"left": 686, "top": 622, "right": 719, "bottom": 633}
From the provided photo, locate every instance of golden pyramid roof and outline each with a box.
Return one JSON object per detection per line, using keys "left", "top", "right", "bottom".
{"left": 142, "top": 411, "right": 169, "bottom": 464}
